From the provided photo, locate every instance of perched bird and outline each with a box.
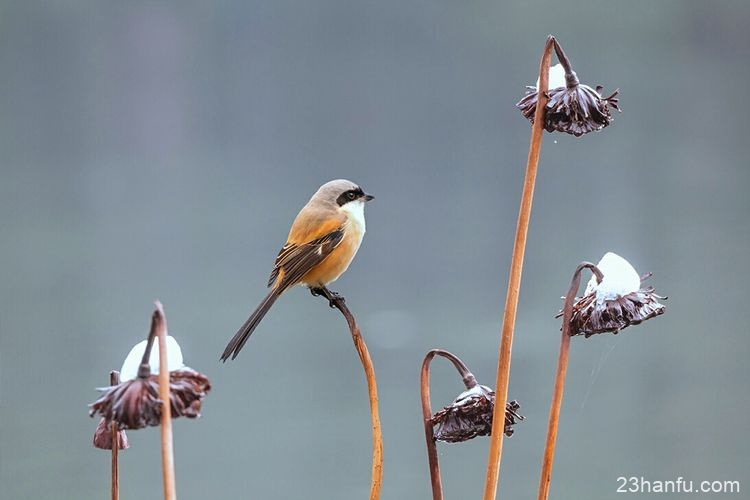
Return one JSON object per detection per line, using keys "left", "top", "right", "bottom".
{"left": 221, "top": 179, "right": 374, "bottom": 361}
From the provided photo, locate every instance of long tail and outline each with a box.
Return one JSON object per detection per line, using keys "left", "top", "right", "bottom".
{"left": 221, "top": 288, "right": 281, "bottom": 361}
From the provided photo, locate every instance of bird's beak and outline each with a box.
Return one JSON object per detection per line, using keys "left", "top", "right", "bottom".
{"left": 363, "top": 193, "right": 375, "bottom": 202}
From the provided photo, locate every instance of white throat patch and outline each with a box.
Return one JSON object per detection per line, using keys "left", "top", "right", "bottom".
{"left": 340, "top": 200, "right": 366, "bottom": 233}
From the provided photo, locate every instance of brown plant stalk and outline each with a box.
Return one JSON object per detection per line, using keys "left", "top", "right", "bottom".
{"left": 109, "top": 371, "right": 120, "bottom": 500}
{"left": 420, "top": 349, "right": 478, "bottom": 500}
{"left": 537, "top": 263, "right": 602, "bottom": 500}
{"left": 154, "top": 301, "right": 176, "bottom": 500}
{"left": 317, "top": 287, "right": 383, "bottom": 500}
{"left": 483, "top": 34, "right": 556, "bottom": 500}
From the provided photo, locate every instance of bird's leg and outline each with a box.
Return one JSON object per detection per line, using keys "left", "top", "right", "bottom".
{"left": 310, "top": 285, "right": 345, "bottom": 308}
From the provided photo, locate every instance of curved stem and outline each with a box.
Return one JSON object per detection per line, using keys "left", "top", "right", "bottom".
{"left": 137, "top": 317, "right": 158, "bottom": 379}
{"left": 552, "top": 39, "right": 579, "bottom": 88}
{"left": 482, "top": 34, "right": 556, "bottom": 500}
{"left": 420, "top": 349, "right": 479, "bottom": 500}
{"left": 154, "top": 301, "right": 176, "bottom": 500}
{"left": 537, "top": 262, "right": 602, "bottom": 500}
{"left": 420, "top": 351, "right": 443, "bottom": 500}
{"left": 322, "top": 290, "right": 383, "bottom": 500}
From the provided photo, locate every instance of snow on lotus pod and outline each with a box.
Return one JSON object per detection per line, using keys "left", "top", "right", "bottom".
{"left": 119, "top": 335, "right": 185, "bottom": 382}
{"left": 90, "top": 369, "right": 212, "bottom": 429}
{"left": 569, "top": 252, "right": 666, "bottom": 337}
{"left": 90, "top": 333, "right": 211, "bottom": 429}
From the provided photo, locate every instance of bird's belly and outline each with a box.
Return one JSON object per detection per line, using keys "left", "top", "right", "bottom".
{"left": 301, "top": 228, "right": 363, "bottom": 286}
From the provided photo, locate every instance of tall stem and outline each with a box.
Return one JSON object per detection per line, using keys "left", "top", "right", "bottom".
{"left": 482, "top": 34, "right": 555, "bottom": 500}
{"left": 154, "top": 301, "right": 176, "bottom": 500}
{"left": 537, "top": 263, "right": 602, "bottom": 500}
{"left": 420, "top": 349, "right": 478, "bottom": 500}
{"left": 325, "top": 292, "right": 383, "bottom": 500}
{"left": 109, "top": 371, "right": 120, "bottom": 500}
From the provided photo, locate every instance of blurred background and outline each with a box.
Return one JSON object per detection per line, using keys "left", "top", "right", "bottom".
{"left": 1, "top": 1, "right": 748, "bottom": 498}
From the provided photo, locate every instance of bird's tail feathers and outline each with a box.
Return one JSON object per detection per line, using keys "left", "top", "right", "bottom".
{"left": 221, "top": 288, "right": 280, "bottom": 361}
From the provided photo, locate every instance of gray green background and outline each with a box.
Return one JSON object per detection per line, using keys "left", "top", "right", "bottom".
{"left": 1, "top": 1, "right": 748, "bottom": 499}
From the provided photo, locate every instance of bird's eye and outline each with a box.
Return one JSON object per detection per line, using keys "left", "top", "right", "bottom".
{"left": 347, "top": 191, "right": 356, "bottom": 200}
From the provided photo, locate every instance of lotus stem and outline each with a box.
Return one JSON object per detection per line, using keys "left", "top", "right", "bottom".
{"left": 537, "top": 263, "right": 602, "bottom": 500}
{"left": 154, "top": 301, "right": 176, "bottom": 500}
{"left": 482, "top": 34, "right": 556, "bottom": 500}
{"left": 420, "top": 349, "right": 478, "bottom": 500}
{"left": 322, "top": 289, "right": 383, "bottom": 500}
{"left": 109, "top": 370, "right": 120, "bottom": 500}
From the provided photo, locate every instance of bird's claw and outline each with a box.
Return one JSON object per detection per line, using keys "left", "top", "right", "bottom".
{"left": 327, "top": 291, "right": 344, "bottom": 308}
{"left": 310, "top": 286, "right": 344, "bottom": 307}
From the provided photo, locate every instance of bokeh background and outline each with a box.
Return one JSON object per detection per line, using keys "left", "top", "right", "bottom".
{"left": 1, "top": 1, "right": 749, "bottom": 499}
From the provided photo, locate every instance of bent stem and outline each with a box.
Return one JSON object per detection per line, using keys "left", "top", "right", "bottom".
{"left": 153, "top": 301, "right": 176, "bottom": 500}
{"left": 420, "top": 349, "right": 478, "bottom": 500}
{"left": 109, "top": 371, "right": 120, "bottom": 500}
{"left": 319, "top": 288, "right": 383, "bottom": 500}
{"left": 537, "top": 262, "right": 602, "bottom": 500}
{"left": 551, "top": 38, "right": 580, "bottom": 89}
{"left": 483, "top": 34, "right": 556, "bottom": 500}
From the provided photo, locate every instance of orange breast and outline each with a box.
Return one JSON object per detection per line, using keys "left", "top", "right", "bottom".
{"left": 301, "top": 225, "right": 363, "bottom": 286}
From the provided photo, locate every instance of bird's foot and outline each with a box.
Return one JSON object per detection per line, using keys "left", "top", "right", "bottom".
{"left": 325, "top": 290, "right": 344, "bottom": 308}
{"left": 310, "top": 286, "right": 345, "bottom": 308}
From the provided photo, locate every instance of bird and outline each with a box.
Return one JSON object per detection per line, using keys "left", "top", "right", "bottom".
{"left": 221, "top": 179, "right": 374, "bottom": 361}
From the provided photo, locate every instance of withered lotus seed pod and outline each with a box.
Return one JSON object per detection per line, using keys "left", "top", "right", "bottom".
{"left": 93, "top": 417, "right": 130, "bottom": 450}
{"left": 90, "top": 368, "right": 212, "bottom": 428}
{"left": 90, "top": 375, "right": 163, "bottom": 430}
{"left": 568, "top": 252, "right": 666, "bottom": 337}
{"left": 432, "top": 385, "right": 524, "bottom": 443}
{"left": 516, "top": 38, "right": 620, "bottom": 137}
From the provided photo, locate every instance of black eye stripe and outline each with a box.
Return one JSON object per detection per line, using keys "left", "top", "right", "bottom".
{"left": 336, "top": 188, "right": 364, "bottom": 206}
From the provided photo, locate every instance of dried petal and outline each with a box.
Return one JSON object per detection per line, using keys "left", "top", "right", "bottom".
{"left": 169, "top": 369, "right": 211, "bottom": 418}
{"left": 92, "top": 418, "right": 130, "bottom": 450}
{"left": 504, "top": 400, "right": 523, "bottom": 437}
{"left": 90, "top": 377, "right": 162, "bottom": 429}
{"left": 89, "top": 369, "right": 212, "bottom": 429}
{"left": 432, "top": 386, "right": 524, "bottom": 443}
{"left": 517, "top": 83, "right": 620, "bottom": 137}
{"left": 569, "top": 286, "right": 666, "bottom": 337}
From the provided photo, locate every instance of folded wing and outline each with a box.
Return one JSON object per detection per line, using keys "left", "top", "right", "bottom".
{"left": 268, "top": 228, "right": 345, "bottom": 291}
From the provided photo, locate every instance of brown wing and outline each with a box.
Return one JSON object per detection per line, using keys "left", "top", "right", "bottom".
{"left": 267, "top": 228, "right": 345, "bottom": 290}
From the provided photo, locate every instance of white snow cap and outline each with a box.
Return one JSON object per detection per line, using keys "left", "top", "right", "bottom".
{"left": 453, "top": 385, "right": 492, "bottom": 405}
{"left": 585, "top": 252, "right": 642, "bottom": 303}
{"left": 119, "top": 335, "right": 185, "bottom": 382}
{"left": 536, "top": 63, "right": 566, "bottom": 90}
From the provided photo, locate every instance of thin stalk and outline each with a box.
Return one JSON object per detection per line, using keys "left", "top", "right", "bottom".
{"left": 321, "top": 289, "right": 383, "bottom": 500}
{"left": 551, "top": 39, "right": 580, "bottom": 89}
{"left": 154, "top": 301, "right": 176, "bottom": 500}
{"left": 420, "top": 349, "right": 478, "bottom": 500}
{"left": 537, "top": 263, "right": 602, "bottom": 500}
{"left": 109, "top": 370, "right": 120, "bottom": 500}
{"left": 137, "top": 317, "right": 157, "bottom": 379}
{"left": 482, "top": 34, "right": 556, "bottom": 500}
